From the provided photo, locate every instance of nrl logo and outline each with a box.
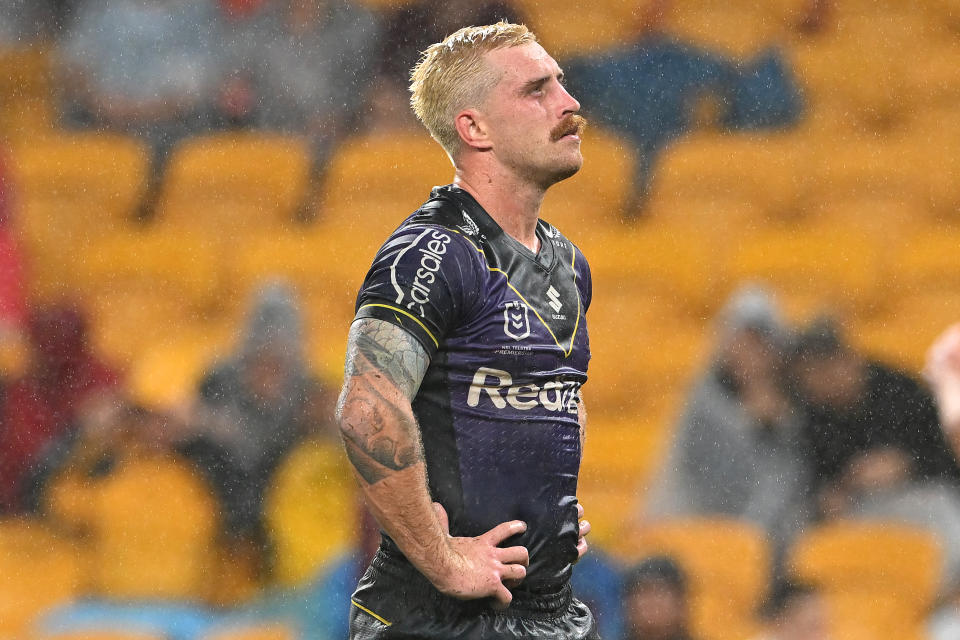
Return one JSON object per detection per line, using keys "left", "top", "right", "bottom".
{"left": 503, "top": 300, "right": 531, "bottom": 341}
{"left": 458, "top": 212, "right": 480, "bottom": 236}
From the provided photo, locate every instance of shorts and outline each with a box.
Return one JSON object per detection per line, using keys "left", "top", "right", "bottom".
{"left": 349, "top": 546, "right": 600, "bottom": 640}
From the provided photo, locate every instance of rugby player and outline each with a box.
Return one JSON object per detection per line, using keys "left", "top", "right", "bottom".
{"left": 336, "top": 21, "right": 597, "bottom": 639}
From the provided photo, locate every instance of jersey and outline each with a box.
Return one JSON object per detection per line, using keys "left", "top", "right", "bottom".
{"left": 353, "top": 184, "right": 592, "bottom": 595}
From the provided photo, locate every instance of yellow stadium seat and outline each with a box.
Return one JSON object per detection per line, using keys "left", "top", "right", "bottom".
{"left": 72, "top": 230, "right": 227, "bottom": 366}
{"left": 226, "top": 230, "right": 354, "bottom": 325}
{"left": 807, "top": 197, "right": 930, "bottom": 247}
{"left": 318, "top": 130, "right": 452, "bottom": 219}
{"left": 724, "top": 222, "right": 884, "bottom": 320}
{"left": 514, "top": 0, "right": 640, "bottom": 58}
{"left": 156, "top": 133, "right": 312, "bottom": 236}
{"left": 579, "top": 415, "right": 672, "bottom": 489}
{"left": 86, "top": 456, "right": 219, "bottom": 601}
{"left": 539, "top": 127, "right": 637, "bottom": 233}
{"left": 851, "top": 290, "right": 960, "bottom": 372}
{"left": 904, "top": 107, "right": 960, "bottom": 216}
{"left": 0, "top": 46, "right": 54, "bottom": 140}
{"left": 574, "top": 481, "right": 642, "bottom": 552}
{"left": 808, "top": 135, "right": 928, "bottom": 207}
{"left": 0, "top": 518, "right": 83, "bottom": 639}
{"left": 789, "top": 521, "right": 941, "bottom": 640}
{"left": 8, "top": 133, "right": 150, "bottom": 299}
{"left": 264, "top": 437, "right": 357, "bottom": 587}
{"left": 647, "top": 131, "right": 812, "bottom": 220}
{"left": 202, "top": 626, "right": 295, "bottom": 640}
{"left": 125, "top": 327, "right": 233, "bottom": 411}
{"left": 623, "top": 518, "right": 770, "bottom": 640}
{"left": 587, "top": 291, "right": 710, "bottom": 418}
{"left": 890, "top": 226, "right": 960, "bottom": 294}
{"left": 663, "top": 5, "right": 788, "bottom": 57}
{"left": 580, "top": 221, "right": 726, "bottom": 314}
{"left": 907, "top": 41, "right": 960, "bottom": 108}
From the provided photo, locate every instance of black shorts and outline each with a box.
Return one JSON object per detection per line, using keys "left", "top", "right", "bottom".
{"left": 349, "top": 546, "right": 600, "bottom": 640}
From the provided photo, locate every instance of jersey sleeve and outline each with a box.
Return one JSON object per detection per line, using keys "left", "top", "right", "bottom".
{"left": 353, "top": 224, "right": 482, "bottom": 359}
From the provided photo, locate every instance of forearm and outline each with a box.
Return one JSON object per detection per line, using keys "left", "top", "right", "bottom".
{"left": 336, "top": 318, "right": 452, "bottom": 583}
{"left": 337, "top": 380, "right": 452, "bottom": 583}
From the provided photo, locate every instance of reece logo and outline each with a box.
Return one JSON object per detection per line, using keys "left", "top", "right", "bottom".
{"left": 503, "top": 301, "right": 530, "bottom": 341}
{"left": 467, "top": 367, "right": 580, "bottom": 413}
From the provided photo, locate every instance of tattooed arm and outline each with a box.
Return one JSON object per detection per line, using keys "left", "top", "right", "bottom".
{"left": 336, "top": 318, "right": 529, "bottom": 606}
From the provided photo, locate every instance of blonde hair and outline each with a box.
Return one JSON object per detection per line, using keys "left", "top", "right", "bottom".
{"left": 409, "top": 22, "right": 537, "bottom": 159}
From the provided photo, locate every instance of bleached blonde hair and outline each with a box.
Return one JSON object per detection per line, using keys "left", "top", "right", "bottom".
{"left": 409, "top": 22, "right": 537, "bottom": 159}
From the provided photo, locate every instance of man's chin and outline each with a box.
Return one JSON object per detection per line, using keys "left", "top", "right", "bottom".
{"left": 547, "top": 157, "right": 584, "bottom": 186}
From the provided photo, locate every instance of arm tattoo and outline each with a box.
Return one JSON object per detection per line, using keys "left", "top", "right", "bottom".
{"left": 337, "top": 319, "right": 430, "bottom": 485}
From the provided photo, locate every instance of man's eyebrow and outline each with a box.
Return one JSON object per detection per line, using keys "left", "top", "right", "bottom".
{"left": 520, "top": 75, "right": 551, "bottom": 93}
{"left": 519, "top": 71, "right": 565, "bottom": 93}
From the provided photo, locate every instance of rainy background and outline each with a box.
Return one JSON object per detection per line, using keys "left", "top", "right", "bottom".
{"left": 1, "top": 0, "right": 960, "bottom": 638}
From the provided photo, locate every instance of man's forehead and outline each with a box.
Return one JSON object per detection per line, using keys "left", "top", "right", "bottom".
{"left": 484, "top": 42, "right": 561, "bottom": 83}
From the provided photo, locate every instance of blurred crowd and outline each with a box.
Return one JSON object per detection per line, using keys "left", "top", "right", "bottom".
{"left": 1, "top": 0, "right": 957, "bottom": 639}
{"left": 0, "top": 0, "right": 806, "bottom": 212}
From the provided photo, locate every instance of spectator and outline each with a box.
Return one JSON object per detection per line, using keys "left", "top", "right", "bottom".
{"left": 790, "top": 318, "right": 960, "bottom": 590}
{"left": 622, "top": 555, "right": 698, "bottom": 640}
{"left": 789, "top": 318, "right": 960, "bottom": 509}
{"left": 0, "top": 150, "right": 28, "bottom": 380}
{"left": 214, "top": 0, "right": 380, "bottom": 169}
{"left": 182, "top": 281, "right": 315, "bottom": 553}
{"left": 563, "top": 0, "right": 802, "bottom": 210}
{"left": 643, "top": 287, "right": 809, "bottom": 555}
{"left": 57, "top": 0, "right": 221, "bottom": 173}
{"left": 753, "top": 581, "right": 830, "bottom": 640}
{"left": 571, "top": 548, "right": 627, "bottom": 640}
{"left": 33, "top": 403, "right": 176, "bottom": 532}
{"left": 0, "top": 303, "right": 121, "bottom": 512}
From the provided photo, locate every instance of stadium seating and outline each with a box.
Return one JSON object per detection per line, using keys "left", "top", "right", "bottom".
{"left": 0, "top": 46, "right": 54, "bottom": 141}
{"left": 539, "top": 126, "right": 637, "bottom": 233}
{"left": 7, "top": 133, "right": 150, "bottom": 299}
{"left": 789, "top": 521, "right": 942, "bottom": 640}
{"left": 38, "top": 634, "right": 166, "bottom": 640}
{"left": 623, "top": 518, "right": 770, "bottom": 640}
{"left": 0, "top": 519, "right": 84, "bottom": 639}
{"left": 318, "top": 130, "right": 451, "bottom": 220}
{"left": 723, "top": 221, "right": 884, "bottom": 321}
{"left": 646, "top": 131, "right": 811, "bottom": 221}
{"left": 156, "top": 133, "right": 312, "bottom": 238}
{"left": 808, "top": 135, "right": 929, "bottom": 209}
{"left": 515, "top": 0, "right": 639, "bottom": 58}
{"left": 84, "top": 456, "right": 219, "bottom": 602}
{"left": 578, "top": 414, "right": 676, "bottom": 550}
{"left": 852, "top": 291, "right": 960, "bottom": 372}
{"left": 264, "top": 437, "right": 358, "bottom": 587}
{"left": 662, "top": 4, "right": 787, "bottom": 57}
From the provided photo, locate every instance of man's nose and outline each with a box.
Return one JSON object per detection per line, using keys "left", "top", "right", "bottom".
{"left": 559, "top": 84, "right": 581, "bottom": 116}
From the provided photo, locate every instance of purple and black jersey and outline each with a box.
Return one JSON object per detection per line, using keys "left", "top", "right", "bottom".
{"left": 353, "top": 184, "right": 592, "bottom": 595}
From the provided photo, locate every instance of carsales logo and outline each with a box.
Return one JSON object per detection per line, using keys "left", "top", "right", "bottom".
{"left": 467, "top": 367, "right": 579, "bottom": 413}
{"left": 390, "top": 229, "right": 451, "bottom": 318}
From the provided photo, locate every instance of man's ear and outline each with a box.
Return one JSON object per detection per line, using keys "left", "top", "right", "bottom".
{"left": 454, "top": 109, "right": 493, "bottom": 151}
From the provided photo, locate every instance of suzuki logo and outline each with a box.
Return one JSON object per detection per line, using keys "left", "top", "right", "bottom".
{"left": 546, "top": 286, "right": 562, "bottom": 313}
{"left": 503, "top": 301, "right": 530, "bottom": 341}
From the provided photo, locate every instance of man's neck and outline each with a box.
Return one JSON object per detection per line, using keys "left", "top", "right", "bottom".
{"left": 453, "top": 166, "right": 544, "bottom": 254}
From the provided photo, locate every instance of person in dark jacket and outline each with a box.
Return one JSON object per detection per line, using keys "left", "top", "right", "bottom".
{"left": 622, "top": 556, "right": 698, "bottom": 640}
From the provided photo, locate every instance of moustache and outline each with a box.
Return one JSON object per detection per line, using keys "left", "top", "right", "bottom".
{"left": 549, "top": 114, "right": 587, "bottom": 142}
